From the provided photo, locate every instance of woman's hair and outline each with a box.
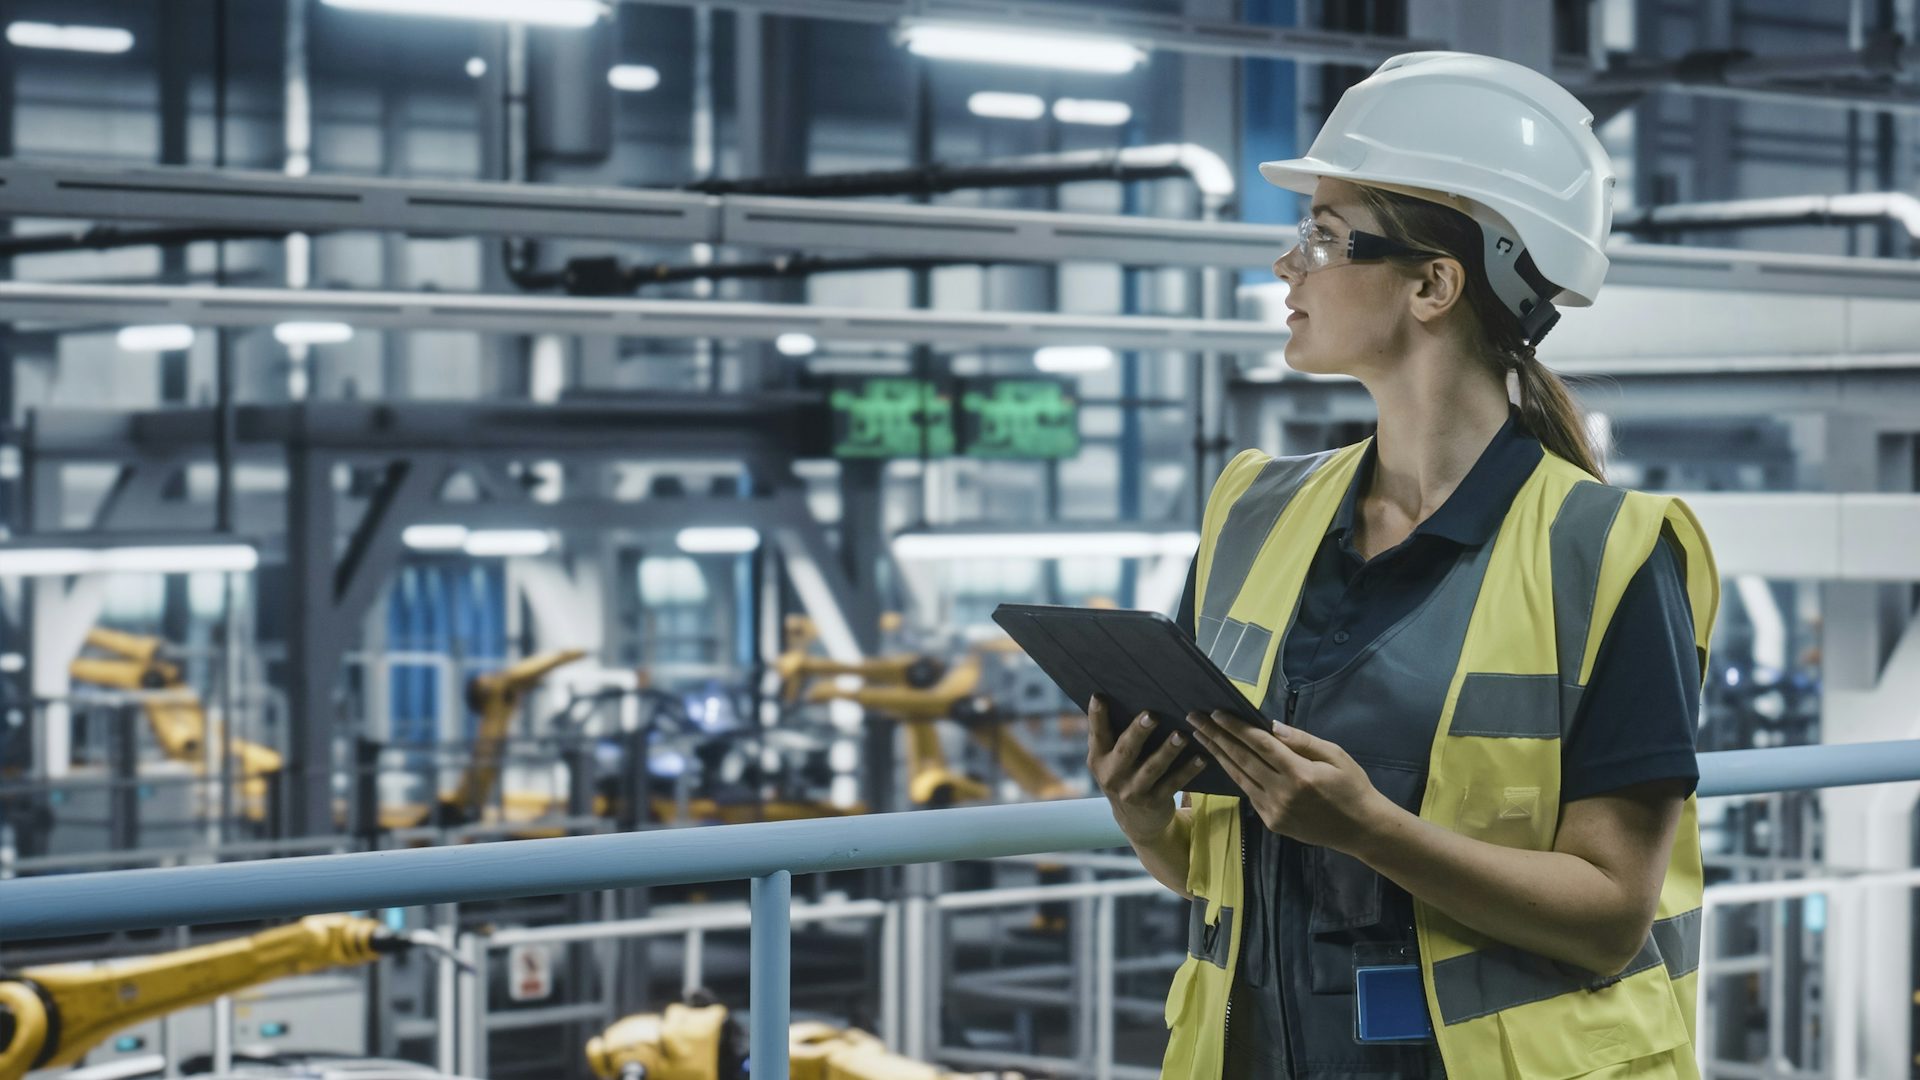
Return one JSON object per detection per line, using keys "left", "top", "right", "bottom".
{"left": 1350, "top": 185, "right": 1607, "bottom": 482}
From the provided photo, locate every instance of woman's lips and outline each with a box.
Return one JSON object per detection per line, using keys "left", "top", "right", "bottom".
{"left": 1286, "top": 311, "right": 1307, "bottom": 325}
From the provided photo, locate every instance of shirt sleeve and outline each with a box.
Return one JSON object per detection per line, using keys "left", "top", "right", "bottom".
{"left": 1561, "top": 533, "right": 1703, "bottom": 803}
{"left": 1175, "top": 556, "right": 1199, "bottom": 641}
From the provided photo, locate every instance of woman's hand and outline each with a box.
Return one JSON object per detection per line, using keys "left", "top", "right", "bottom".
{"left": 1086, "top": 695, "right": 1207, "bottom": 840}
{"left": 1186, "top": 711, "right": 1389, "bottom": 854}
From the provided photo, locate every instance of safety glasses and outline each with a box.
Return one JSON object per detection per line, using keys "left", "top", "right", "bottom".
{"left": 1278, "top": 216, "right": 1445, "bottom": 275}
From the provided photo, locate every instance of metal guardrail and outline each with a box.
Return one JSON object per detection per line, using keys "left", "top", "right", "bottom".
{"left": 5, "top": 739, "right": 1920, "bottom": 1077}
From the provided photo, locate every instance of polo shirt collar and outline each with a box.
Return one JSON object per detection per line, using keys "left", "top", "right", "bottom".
{"left": 1330, "top": 409, "right": 1545, "bottom": 549}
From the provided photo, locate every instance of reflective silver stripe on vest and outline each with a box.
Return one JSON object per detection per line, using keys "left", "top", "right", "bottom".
{"left": 1187, "top": 900, "right": 1235, "bottom": 968}
{"left": 1549, "top": 481, "right": 1627, "bottom": 737}
{"left": 1199, "top": 451, "right": 1335, "bottom": 630}
{"left": 1447, "top": 672, "right": 1560, "bottom": 739}
{"left": 1207, "top": 617, "right": 1275, "bottom": 685}
{"left": 1652, "top": 907, "right": 1703, "bottom": 979}
{"left": 1431, "top": 934, "right": 1666, "bottom": 1026}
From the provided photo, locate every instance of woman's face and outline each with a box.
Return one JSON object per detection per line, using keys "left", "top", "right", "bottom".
{"left": 1271, "top": 178, "right": 1418, "bottom": 380}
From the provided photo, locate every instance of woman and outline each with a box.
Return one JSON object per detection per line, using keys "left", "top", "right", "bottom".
{"left": 1087, "top": 53, "right": 1719, "bottom": 1079}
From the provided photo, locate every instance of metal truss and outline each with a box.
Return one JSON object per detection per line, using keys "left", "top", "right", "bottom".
{"left": 0, "top": 281, "right": 1285, "bottom": 351}
{"left": 8, "top": 160, "right": 1920, "bottom": 300}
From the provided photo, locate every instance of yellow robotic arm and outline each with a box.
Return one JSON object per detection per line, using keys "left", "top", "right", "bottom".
{"left": 587, "top": 1007, "right": 1005, "bottom": 1080}
{"left": 0, "top": 915, "right": 400, "bottom": 1080}
{"left": 441, "top": 648, "right": 587, "bottom": 825}
{"left": 69, "top": 627, "right": 285, "bottom": 818}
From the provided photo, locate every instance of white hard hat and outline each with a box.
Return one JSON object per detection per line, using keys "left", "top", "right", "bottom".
{"left": 1259, "top": 51, "right": 1616, "bottom": 342}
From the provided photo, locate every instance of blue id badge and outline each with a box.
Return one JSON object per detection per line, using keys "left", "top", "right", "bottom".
{"left": 1353, "top": 943, "right": 1434, "bottom": 1044}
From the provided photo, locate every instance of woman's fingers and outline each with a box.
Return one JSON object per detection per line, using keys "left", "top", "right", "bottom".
{"left": 1189, "top": 715, "right": 1270, "bottom": 781}
{"left": 1149, "top": 750, "right": 1210, "bottom": 803}
{"left": 1109, "top": 710, "right": 1158, "bottom": 765}
{"left": 1087, "top": 695, "right": 1116, "bottom": 754}
{"left": 1123, "top": 727, "right": 1189, "bottom": 797}
{"left": 1206, "top": 709, "right": 1296, "bottom": 772}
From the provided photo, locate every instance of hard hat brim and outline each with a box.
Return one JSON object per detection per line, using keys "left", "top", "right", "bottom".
{"left": 1257, "top": 157, "right": 1334, "bottom": 197}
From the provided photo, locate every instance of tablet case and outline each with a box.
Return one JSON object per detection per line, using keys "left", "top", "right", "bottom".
{"left": 991, "top": 603, "right": 1269, "bottom": 797}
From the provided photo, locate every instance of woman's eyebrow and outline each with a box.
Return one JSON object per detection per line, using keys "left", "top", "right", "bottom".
{"left": 1310, "top": 204, "right": 1351, "bottom": 225}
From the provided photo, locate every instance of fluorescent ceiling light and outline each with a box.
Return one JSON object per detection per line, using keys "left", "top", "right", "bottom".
{"left": 0, "top": 542, "right": 258, "bottom": 578}
{"left": 1034, "top": 345, "right": 1114, "bottom": 373}
{"left": 1052, "top": 98, "right": 1132, "bottom": 126}
{"left": 677, "top": 527, "right": 762, "bottom": 555}
{"left": 401, "top": 524, "right": 469, "bottom": 551}
{"left": 273, "top": 321, "right": 354, "bottom": 346}
{"left": 775, "top": 332, "right": 817, "bottom": 357}
{"left": 402, "top": 526, "right": 553, "bottom": 557}
{"left": 893, "top": 528, "right": 1198, "bottom": 561}
{"left": 320, "top": 0, "right": 607, "bottom": 28}
{"left": 608, "top": 64, "right": 660, "bottom": 92}
{"left": 6, "top": 22, "right": 135, "bottom": 54}
{"left": 461, "top": 529, "right": 552, "bottom": 557}
{"left": 116, "top": 324, "right": 196, "bottom": 352}
{"left": 900, "top": 23, "right": 1145, "bottom": 74}
{"left": 968, "top": 91, "right": 1046, "bottom": 121}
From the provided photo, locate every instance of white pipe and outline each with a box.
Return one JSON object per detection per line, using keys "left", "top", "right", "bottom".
{"left": 1615, "top": 191, "right": 1920, "bottom": 248}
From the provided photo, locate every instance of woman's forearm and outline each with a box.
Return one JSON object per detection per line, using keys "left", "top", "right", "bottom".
{"left": 1348, "top": 801, "right": 1647, "bottom": 975}
{"left": 1124, "top": 807, "right": 1194, "bottom": 899}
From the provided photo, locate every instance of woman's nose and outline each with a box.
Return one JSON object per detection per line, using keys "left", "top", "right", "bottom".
{"left": 1273, "top": 248, "right": 1303, "bottom": 286}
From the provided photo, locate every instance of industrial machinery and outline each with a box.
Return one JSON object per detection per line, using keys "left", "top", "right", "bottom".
{"left": 585, "top": 999, "right": 1021, "bottom": 1080}
{"left": 68, "top": 627, "right": 284, "bottom": 819}
{"left": 776, "top": 616, "right": 1072, "bottom": 807}
{"left": 381, "top": 648, "right": 587, "bottom": 829}
{"left": 0, "top": 915, "right": 429, "bottom": 1079}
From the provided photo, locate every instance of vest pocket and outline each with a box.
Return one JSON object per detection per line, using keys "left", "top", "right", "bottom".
{"left": 1487, "top": 964, "right": 1690, "bottom": 1080}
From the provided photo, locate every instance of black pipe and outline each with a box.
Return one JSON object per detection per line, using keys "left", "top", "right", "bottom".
{"left": 0, "top": 224, "right": 287, "bottom": 259}
{"left": 529, "top": 251, "right": 980, "bottom": 296}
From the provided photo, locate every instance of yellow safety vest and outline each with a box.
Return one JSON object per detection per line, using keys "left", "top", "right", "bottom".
{"left": 1162, "top": 440, "right": 1719, "bottom": 1080}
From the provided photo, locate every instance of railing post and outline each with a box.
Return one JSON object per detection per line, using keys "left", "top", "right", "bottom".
{"left": 879, "top": 899, "right": 902, "bottom": 1049}
{"left": 750, "top": 869, "right": 791, "bottom": 1079}
{"left": 1094, "top": 893, "right": 1115, "bottom": 1080}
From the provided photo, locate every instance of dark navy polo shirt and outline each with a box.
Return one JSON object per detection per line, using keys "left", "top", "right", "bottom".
{"left": 1178, "top": 411, "right": 1700, "bottom": 802}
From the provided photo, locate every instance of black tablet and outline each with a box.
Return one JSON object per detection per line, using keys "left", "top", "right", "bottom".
{"left": 991, "top": 602, "right": 1268, "bottom": 797}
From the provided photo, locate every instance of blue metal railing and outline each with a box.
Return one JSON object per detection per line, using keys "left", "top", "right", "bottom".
{"left": 6, "top": 739, "right": 1920, "bottom": 1077}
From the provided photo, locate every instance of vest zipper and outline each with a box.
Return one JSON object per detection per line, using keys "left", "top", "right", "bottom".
{"left": 1223, "top": 820, "right": 1244, "bottom": 1068}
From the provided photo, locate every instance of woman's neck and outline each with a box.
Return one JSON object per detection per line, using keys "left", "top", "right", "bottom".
{"left": 1361, "top": 357, "right": 1512, "bottom": 526}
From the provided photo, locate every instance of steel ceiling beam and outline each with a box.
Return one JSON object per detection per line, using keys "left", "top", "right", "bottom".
{"left": 7, "top": 160, "right": 1920, "bottom": 300}
{"left": 0, "top": 281, "right": 1285, "bottom": 351}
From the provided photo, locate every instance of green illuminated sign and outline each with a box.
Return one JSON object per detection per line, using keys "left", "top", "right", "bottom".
{"left": 830, "top": 378, "right": 955, "bottom": 459}
{"left": 959, "top": 378, "right": 1080, "bottom": 460}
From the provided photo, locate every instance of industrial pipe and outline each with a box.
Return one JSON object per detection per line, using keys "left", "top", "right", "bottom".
{"left": 1613, "top": 192, "right": 1920, "bottom": 254}
{"left": 5, "top": 738, "right": 1920, "bottom": 941}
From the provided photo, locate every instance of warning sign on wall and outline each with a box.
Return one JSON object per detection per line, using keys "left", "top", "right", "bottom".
{"left": 507, "top": 944, "right": 553, "bottom": 1002}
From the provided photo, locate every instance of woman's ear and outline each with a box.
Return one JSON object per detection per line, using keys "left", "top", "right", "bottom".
{"left": 1409, "top": 257, "right": 1467, "bottom": 325}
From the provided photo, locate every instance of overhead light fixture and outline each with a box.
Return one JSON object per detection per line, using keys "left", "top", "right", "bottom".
{"left": 460, "top": 529, "right": 553, "bottom": 557}
{"left": 775, "top": 333, "right": 818, "bottom": 357}
{"left": 0, "top": 540, "right": 259, "bottom": 578}
{"left": 319, "top": 0, "right": 607, "bottom": 28}
{"left": 968, "top": 91, "right": 1046, "bottom": 121}
{"left": 402, "top": 525, "right": 553, "bottom": 557}
{"left": 899, "top": 23, "right": 1146, "bottom": 74}
{"left": 465, "top": 56, "right": 487, "bottom": 78}
{"left": 116, "top": 324, "right": 196, "bottom": 352}
{"left": 893, "top": 526, "right": 1198, "bottom": 561}
{"left": 6, "top": 22, "right": 135, "bottom": 54}
{"left": 273, "top": 321, "right": 354, "bottom": 346}
{"left": 1034, "top": 345, "right": 1114, "bottom": 374}
{"left": 608, "top": 64, "right": 660, "bottom": 92}
{"left": 677, "top": 527, "right": 762, "bottom": 555}
{"left": 400, "top": 524, "right": 469, "bottom": 551}
{"left": 1052, "top": 98, "right": 1132, "bottom": 126}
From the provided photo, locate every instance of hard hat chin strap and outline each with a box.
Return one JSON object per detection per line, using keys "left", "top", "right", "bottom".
{"left": 1477, "top": 223, "right": 1560, "bottom": 347}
